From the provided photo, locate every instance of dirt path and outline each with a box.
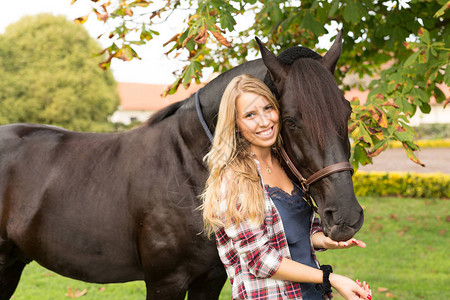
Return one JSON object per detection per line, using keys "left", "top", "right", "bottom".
{"left": 358, "top": 148, "right": 450, "bottom": 174}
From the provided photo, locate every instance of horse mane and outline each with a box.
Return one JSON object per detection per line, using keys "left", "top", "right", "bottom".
{"left": 265, "top": 46, "right": 349, "bottom": 148}
{"left": 287, "top": 58, "right": 349, "bottom": 148}
{"left": 145, "top": 99, "right": 187, "bottom": 126}
{"left": 264, "top": 46, "right": 321, "bottom": 97}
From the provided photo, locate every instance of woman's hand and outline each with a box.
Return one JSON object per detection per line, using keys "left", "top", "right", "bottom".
{"left": 329, "top": 273, "right": 372, "bottom": 300}
{"left": 322, "top": 236, "right": 366, "bottom": 249}
{"left": 311, "top": 232, "right": 366, "bottom": 249}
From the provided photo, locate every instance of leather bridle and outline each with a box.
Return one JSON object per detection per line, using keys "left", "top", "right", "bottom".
{"left": 279, "top": 147, "right": 354, "bottom": 212}
{"left": 195, "top": 89, "right": 354, "bottom": 212}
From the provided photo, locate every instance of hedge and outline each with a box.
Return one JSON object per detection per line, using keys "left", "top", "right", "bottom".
{"left": 353, "top": 171, "right": 450, "bottom": 198}
{"left": 389, "top": 139, "right": 450, "bottom": 148}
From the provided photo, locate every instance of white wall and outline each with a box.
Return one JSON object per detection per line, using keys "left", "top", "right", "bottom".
{"left": 410, "top": 105, "right": 450, "bottom": 126}
{"left": 110, "top": 110, "right": 154, "bottom": 125}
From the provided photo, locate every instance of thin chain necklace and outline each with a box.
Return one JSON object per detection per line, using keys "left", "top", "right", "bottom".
{"left": 251, "top": 152, "right": 273, "bottom": 174}
{"left": 261, "top": 159, "right": 273, "bottom": 174}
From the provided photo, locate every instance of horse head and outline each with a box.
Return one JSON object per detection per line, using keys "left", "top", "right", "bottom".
{"left": 256, "top": 32, "right": 364, "bottom": 241}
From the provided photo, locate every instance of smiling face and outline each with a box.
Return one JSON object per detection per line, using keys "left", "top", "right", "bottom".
{"left": 235, "top": 92, "right": 280, "bottom": 153}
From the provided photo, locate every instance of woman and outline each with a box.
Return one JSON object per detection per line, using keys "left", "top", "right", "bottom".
{"left": 201, "top": 74, "right": 372, "bottom": 300}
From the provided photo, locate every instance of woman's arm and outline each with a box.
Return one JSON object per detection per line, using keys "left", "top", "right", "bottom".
{"left": 271, "top": 257, "right": 372, "bottom": 300}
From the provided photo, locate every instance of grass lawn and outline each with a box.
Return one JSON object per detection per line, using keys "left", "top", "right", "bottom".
{"left": 10, "top": 197, "right": 449, "bottom": 299}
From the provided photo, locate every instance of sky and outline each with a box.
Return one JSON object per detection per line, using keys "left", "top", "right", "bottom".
{"left": 0, "top": 0, "right": 191, "bottom": 84}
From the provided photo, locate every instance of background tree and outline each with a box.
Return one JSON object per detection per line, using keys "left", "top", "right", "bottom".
{"left": 0, "top": 14, "right": 120, "bottom": 132}
{"left": 74, "top": 0, "right": 449, "bottom": 167}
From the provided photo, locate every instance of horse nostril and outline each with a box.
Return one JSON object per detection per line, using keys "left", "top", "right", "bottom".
{"left": 323, "top": 208, "right": 336, "bottom": 225}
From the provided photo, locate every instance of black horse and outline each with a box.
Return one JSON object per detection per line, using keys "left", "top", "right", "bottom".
{"left": 0, "top": 32, "right": 363, "bottom": 299}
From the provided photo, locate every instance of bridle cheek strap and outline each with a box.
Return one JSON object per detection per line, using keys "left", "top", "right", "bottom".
{"left": 279, "top": 146, "right": 354, "bottom": 212}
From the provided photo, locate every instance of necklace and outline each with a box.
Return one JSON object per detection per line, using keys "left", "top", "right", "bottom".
{"left": 251, "top": 152, "right": 273, "bottom": 174}
{"left": 263, "top": 162, "right": 272, "bottom": 174}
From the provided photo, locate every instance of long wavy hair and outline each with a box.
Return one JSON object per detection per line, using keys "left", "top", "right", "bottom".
{"left": 201, "top": 74, "right": 282, "bottom": 237}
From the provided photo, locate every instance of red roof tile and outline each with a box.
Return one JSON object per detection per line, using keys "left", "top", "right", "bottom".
{"left": 117, "top": 82, "right": 205, "bottom": 111}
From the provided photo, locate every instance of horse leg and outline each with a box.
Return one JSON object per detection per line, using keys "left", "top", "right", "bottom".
{"left": 0, "top": 254, "right": 27, "bottom": 300}
{"left": 144, "top": 274, "right": 189, "bottom": 300}
{"left": 187, "top": 265, "right": 227, "bottom": 300}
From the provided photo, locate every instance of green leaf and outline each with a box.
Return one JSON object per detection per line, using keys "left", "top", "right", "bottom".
{"left": 418, "top": 27, "right": 431, "bottom": 44}
{"left": 434, "top": 2, "right": 449, "bottom": 17}
{"left": 404, "top": 51, "right": 419, "bottom": 67}
{"left": 403, "top": 79, "right": 414, "bottom": 93}
{"left": 387, "top": 81, "right": 397, "bottom": 94}
{"left": 301, "top": 12, "right": 325, "bottom": 36}
{"left": 411, "top": 88, "right": 430, "bottom": 104}
{"left": 434, "top": 85, "right": 446, "bottom": 103}
{"left": 424, "top": 48, "right": 430, "bottom": 63}
{"left": 329, "top": 0, "right": 340, "bottom": 17}
{"left": 351, "top": 143, "right": 371, "bottom": 168}
{"left": 403, "top": 144, "right": 424, "bottom": 166}
{"left": 358, "top": 122, "right": 373, "bottom": 146}
{"left": 393, "top": 129, "right": 413, "bottom": 142}
{"left": 419, "top": 102, "right": 431, "bottom": 114}
{"left": 343, "top": 0, "right": 361, "bottom": 24}
{"left": 182, "top": 61, "right": 202, "bottom": 87}
{"left": 220, "top": 11, "right": 236, "bottom": 32}
{"left": 398, "top": 97, "right": 414, "bottom": 115}
{"left": 444, "top": 65, "right": 450, "bottom": 85}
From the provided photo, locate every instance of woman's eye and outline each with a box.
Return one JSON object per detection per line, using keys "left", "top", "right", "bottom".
{"left": 264, "top": 105, "right": 274, "bottom": 111}
{"left": 245, "top": 112, "right": 254, "bottom": 118}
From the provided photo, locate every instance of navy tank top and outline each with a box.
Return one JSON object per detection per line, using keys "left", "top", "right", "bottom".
{"left": 265, "top": 183, "right": 323, "bottom": 300}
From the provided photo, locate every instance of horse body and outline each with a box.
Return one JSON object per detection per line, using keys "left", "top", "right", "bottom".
{"left": 0, "top": 36, "right": 363, "bottom": 299}
{"left": 0, "top": 115, "right": 226, "bottom": 297}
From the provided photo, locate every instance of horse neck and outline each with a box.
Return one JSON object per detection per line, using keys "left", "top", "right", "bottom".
{"left": 131, "top": 59, "right": 269, "bottom": 166}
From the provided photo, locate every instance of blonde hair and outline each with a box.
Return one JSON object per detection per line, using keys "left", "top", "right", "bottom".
{"left": 201, "top": 74, "right": 282, "bottom": 237}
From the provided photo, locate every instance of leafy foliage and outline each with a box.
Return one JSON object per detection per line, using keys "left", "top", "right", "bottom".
{"left": 0, "top": 14, "right": 120, "bottom": 132}
{"left": 354, "top": 171, "right": 450, "bottom": 198}
{"left": 73, "top": 0, "right": 449, "bottom": 166}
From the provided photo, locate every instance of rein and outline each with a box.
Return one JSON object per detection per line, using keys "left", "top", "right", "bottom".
{"left": 195, "top": 89, "right": 214, "bottom": 143}
{"left": 194, "top": 89, "right": 354, "bottom": 212}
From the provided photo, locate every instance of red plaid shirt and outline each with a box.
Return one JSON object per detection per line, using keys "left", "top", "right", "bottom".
{"left": 214, "top": 161, "right": 329, "bottom": 299}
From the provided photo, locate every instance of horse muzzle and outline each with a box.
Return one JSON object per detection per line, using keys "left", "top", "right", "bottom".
{"left": 321, "top": 206, "right": 364, "bottom": 241}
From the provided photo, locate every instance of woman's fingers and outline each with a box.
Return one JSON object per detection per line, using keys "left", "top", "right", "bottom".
{"left": 356, "top": 279, "right": 372, "bottom": 299}
{"left": 332, "top": 238, "right": 366, "bottom": 249}
{"left": 352, "top": 239, "right": 367, "bottom": 248}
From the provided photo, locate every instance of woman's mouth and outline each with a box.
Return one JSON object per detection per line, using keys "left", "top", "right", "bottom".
{"left": 256, "top": 126, "right": 274, "bottom": 137}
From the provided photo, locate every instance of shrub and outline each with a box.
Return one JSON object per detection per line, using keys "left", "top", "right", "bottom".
{"left": 389, "top": 139, "right": 450, "bottom": 148}
{"left": 354, "top": 171, "right": 450, "bottom": 198}
{"left": 414, "top": 123, "right": 450, "bottom": 139}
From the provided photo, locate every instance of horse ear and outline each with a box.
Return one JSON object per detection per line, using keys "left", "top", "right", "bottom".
{"left": 320, "top": 30, "right": 343, "bottom": 74}
{"left": 255, "top": 37, "right": 288, "bottom": 95}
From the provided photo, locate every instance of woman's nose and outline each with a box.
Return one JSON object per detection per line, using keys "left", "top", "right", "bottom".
{"left": 258, "top": 112, "right": 270, "bottom": 126}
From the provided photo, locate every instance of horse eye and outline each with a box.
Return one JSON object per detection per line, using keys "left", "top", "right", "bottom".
{"left": 283, "top": 118, "right": 297, "bottom": 129}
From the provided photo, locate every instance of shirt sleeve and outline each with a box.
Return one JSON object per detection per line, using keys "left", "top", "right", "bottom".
{"left": 218, "top": 175, "right": 283, "bottom": 279}
{"left": 223, "top": 218, "right": 283, "bottom": 278}
{"left": 310, "top": 215, "right": 327, "bottom": 252}
{"left": 310, "top": 215, "right": 322, "bottom": 236}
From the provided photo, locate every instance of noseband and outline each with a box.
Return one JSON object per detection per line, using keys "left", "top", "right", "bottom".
{"left": 279, "top": 147, "right": 353, "bottom": 212}
{"left": 195, "top": 89, "right": 354, "bottom": 212}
